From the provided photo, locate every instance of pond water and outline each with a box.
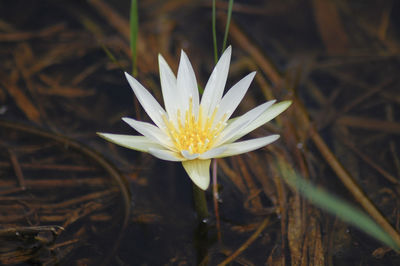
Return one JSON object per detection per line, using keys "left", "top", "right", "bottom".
{"left": 1, "top": 0, "right": 400, "bottom": 265}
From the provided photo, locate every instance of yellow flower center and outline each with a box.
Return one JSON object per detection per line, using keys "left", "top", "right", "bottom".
{"left": 162, "top": 98, "right": 226, "bottom": 154}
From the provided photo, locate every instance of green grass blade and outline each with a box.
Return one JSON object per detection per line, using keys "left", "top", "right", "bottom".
{"left": 221, "top": 0, "right": 234, "bottom": 53}
{"left": 212, "top": 0, "right": 218, "bottom": 63}
{"left": 101, "top": 44, "right": 124, "bottom": 70}
{"left": 278, "top": 161, "right": 399, "bottom": 251}
{"left": 130, "top": 0, "right": 139, "bottom": 76}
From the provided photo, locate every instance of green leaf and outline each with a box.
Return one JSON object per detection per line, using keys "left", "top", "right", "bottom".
{"left": 278, "top": 160, "right": 399, "bottom": 251}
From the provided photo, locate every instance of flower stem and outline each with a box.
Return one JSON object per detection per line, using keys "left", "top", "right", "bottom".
{"left": 192, "top": 184, "right": 209, "bottom": 220}
{"left": 212, "top": 159, "right": 222, "bottom": 241}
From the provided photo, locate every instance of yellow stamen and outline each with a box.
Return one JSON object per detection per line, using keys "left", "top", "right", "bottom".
{"left": 162, "top": 97, "right": 226, "bottom": 155}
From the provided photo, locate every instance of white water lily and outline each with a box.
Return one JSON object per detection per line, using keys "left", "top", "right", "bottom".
{"left": 98, "top": 46, "right": 291, "bottom": 190}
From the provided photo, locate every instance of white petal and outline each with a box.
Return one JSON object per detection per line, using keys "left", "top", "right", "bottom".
{"left": 199, "top": 146, "right": 227, "bottom": 159}
{"left": 214, "top": 71, "right": 256, "bottom": 125}
{"left": 158, "top": 54, "right": 178, "bottom": 123}
{"left": 177, "top": 50, "right": 199, "bottom": 117}
{"left": 200, "top": 46, "right": 232, "bottom": 116}
{"left": 214, "top": 101, "right": 274, "bottom": 146}
{"left": 97, "top": 133, "right": 164, "bottom": 152}
{"left": 230, "top": 100, "right": 292, "bottom": 142}
{"left": 122, "top": 117, "right": 174, "bottom": 149}
{"left": 214, "top": 135, "right": 280, "bottom": 158}
{"left": 182, "top": 159, "right": 211, "bottom": 190}
{"left": 181, "top": 150, "right": 200, "bottom": 160}
{"left": 124, "top": 72, "right": 166, "bottom": 128}
{"left": 148, "top": 148, "right": 184, "bottom": 161}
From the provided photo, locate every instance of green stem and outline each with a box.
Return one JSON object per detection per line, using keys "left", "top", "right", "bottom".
{"left": 130, "top": 0, "right": 139, "bottom": 76}
{"left": 221, "top": 0, "right": 234, "bottom": 53}
{"left": 192, "top": 184, "right": 209, "bottom": 220}
{"left": 212, "top": 0, "right": 218, "bottom": 63}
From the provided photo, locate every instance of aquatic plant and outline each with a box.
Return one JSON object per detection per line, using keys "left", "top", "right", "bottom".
{"left": 98, "top": 46, "right": 291, "bottom": 190}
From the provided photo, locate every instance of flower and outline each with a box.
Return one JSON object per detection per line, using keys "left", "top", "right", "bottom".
{"left": 98, "top": 46, "right": 291, "bottom": 190}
